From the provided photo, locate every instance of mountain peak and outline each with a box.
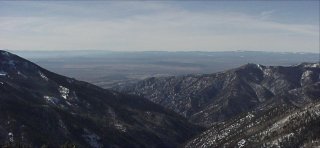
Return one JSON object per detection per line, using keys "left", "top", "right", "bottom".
{"left": 0, "top": 50, "right": 42, "bottom": 80}
{"left": 0, "top": 50, "right": 14, "bottom": 60}
{"left": 299, "top": 62, "right": 320, "bottom": 68}
{"left": 239, "top": 63, "right": 266, "bottom": 71}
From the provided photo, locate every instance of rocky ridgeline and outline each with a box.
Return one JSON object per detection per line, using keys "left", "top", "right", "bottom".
{"left": 114, "top": 63, "right": 319, "bottom": 126}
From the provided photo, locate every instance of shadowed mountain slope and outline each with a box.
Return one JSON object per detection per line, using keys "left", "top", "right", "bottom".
{"left": 185, "top": 82, "right": 320, "bottom": 147}
{"left": 114, "top": 63, "right": 319, "bottom": 126}
{"left": 0, "top": 50, "right": 201, "bottom": 147}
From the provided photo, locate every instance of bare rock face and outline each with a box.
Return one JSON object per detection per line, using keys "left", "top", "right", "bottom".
{"left": 0, "top": 50, "right": 201, "bottom": 147}
{"left": 114, "top": 63, "right": 320, "bottom": 126}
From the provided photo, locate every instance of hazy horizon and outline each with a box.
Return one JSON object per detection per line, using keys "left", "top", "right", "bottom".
{"left": 1, "top": 1, "right": 319, "bottom": 52}
{"left": 4, "top": 49, "right": 320, "bottom": 53}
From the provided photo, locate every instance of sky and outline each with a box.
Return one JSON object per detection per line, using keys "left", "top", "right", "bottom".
{"left": 0, "top": 1, "right": 319, "bottom": 52}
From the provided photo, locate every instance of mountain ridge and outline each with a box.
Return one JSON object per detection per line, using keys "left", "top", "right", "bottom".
{"left": 0, "top": 50, "right": 201, "bottom": 147}
{"left": 0, "top": 50, "right": 319, "bottom": 147}
{"left": 114, "top": 62, "right": 319, "bottom": 126}
{"left": 113, "top": 61, "right": 320, "bottom": 147}
{"left": 185, "top": 81, "right": 320, "bottom": 147}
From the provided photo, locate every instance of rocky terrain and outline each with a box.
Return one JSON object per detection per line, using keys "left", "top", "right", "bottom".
{"left": 0, "top": 50, "right": 201, "bottom": 147}
{"left": 185, "top": 82, "right": 320, "bottom": 147}
{"left": 0, "top": 50, "right": 319, "bottom": 148}
{"left": 114, "top": 63, "right": 320, "bottom": 127}
{"left": 114, "top": 62, "right": 320, "bottom": 147}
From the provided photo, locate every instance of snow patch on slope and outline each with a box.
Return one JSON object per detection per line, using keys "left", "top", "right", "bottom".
{"left": 237, "top": 139, "right": 246, "bottom": 148}
{"left": 44, "top": 96, "right": 60, "bottom": 105}
{"left": 304, "top": 63, "right": 319, "bottom": 68}
{"left": 114, "top": 123, "right": 127, "bottom": 132}
{"left": 39, "top": 71, "right": 49, "bottom": 81}
{"left": 59, "top": 86, "right": 69, "bottom": 99}
{"left": 0, "top": 71, "right": 7, "bottom": 76}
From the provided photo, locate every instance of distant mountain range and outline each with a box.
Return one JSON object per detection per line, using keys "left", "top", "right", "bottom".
{"left": 0, "top": 50, "right": 319, "bottom": 147}
{"left": 10, "top": 50, "right": 318, "bottom": 88}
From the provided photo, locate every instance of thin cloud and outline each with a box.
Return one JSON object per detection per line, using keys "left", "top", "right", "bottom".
{"left": 0, "top": 1, "right": 318, "bottom": 52}
{"left": 260, "top": 10, "right": 275, "bottom": 20}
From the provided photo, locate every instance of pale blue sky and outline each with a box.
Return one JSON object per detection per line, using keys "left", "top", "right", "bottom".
{"left": 0, "top": 1, "right": 319, "bottom": 52}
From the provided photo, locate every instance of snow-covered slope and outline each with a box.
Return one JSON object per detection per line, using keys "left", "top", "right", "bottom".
{"left": 185, "top": 82, "right": 320, "bottom": 147}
